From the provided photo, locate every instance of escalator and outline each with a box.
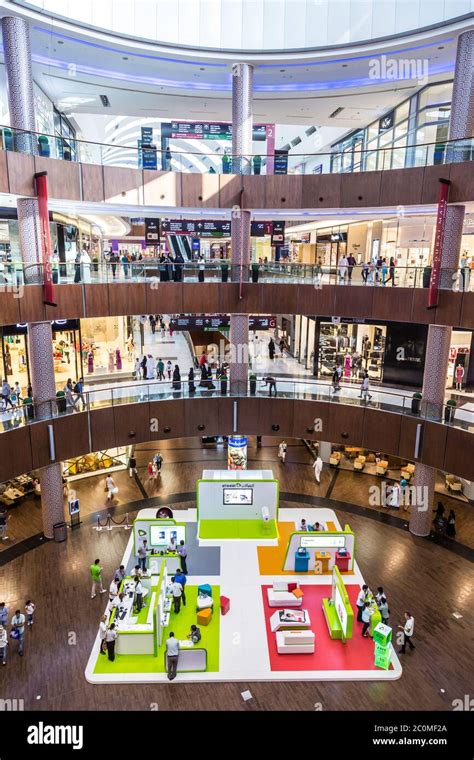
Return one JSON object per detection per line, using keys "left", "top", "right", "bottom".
{"left": 168, "top": 235, "right": 192, "bottom": 261}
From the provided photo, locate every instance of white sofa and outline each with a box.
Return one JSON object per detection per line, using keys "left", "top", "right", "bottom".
{"left": 267, "top": 582, "right": 303, "bottom": 608}
{"left": 276, "top": 629, "right": 315, "bottom": 654}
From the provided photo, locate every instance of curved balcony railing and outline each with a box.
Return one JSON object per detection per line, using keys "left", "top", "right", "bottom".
{"left": 2, "top": 124, "right": 474, "bottom": 175}
{"left": 3, "top": 377, "right": 472, "bottom": 435}
{"left": 3, "top": 261, "right": 473, "bottom": 292}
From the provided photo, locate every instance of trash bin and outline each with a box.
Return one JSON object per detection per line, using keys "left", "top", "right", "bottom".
{"left": 53, "top": 521, "right": 67, "bottom": 542}
{"left": 294, "top": 547, "right": 310, "bottom": 573}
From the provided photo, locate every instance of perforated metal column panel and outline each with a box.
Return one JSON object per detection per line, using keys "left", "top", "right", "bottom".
{"left": 231, "top": 62, "right": 253, "bottom": 175}
{"left": 439, "top": 205, "right": 465, "bottom": 290}
{"left": 231, "top": 209, "right": 251, "bottom": 282}
{"left": 39, "top": 462, "right": 66, "bottom": 540}
{"left": 421, "top": 324, "right": 452, "bottom": 420}
{"left": 1, "top": 15, "right": 37, "bottom": 153}
{"left": 17, "top": 198, "right": 42, "bottom": 282}
{"left": 409, "top": 462, "right": 435, "bottom": 537}
{"left": 449, "top": 30, "right": 474, "bottom": 141}
{"left": 229, "top": 314, "right": 249, "bottom": 396}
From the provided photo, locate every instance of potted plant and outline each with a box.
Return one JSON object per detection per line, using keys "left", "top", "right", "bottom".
{"left": 411, "top": 392, "right": 422, "bottom": 414}
{"left": 444, "top": 398, "right": 456, "bottom": 424}
{"left": 249, "top": 373, "right": 257, "bottom": 396}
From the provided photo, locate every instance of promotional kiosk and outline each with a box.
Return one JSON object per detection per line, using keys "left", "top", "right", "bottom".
{"left": 322, "top": 566, "right": 354, "bottom": 642}
{"left": 196, "top": 469, "right": 279, "bottom": 540}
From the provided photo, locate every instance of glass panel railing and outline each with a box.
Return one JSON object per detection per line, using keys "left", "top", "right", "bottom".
{"left": 1, "top": 125, "right": 473, "bottom": 176}
{"left": 0, "top": 379, "right": 471, "bottom": 435}
{"left": 7, "top": 262, "right": 473, "bottom": 292}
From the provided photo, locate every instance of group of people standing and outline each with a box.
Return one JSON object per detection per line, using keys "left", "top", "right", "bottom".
{"left": 0, "top": 599, "right": 35, "bottom": 663}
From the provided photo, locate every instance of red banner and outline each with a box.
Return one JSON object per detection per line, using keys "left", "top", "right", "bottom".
{"left": 428, "top": 178, "right": 450, "bottom": 309}
{"left": 34, "top": 172, "right": 56, "bottom": 307}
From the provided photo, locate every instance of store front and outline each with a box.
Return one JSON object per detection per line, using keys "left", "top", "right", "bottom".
{"left": 81, "top": 317, "right": 134, "bottom": 379}
{"left": 293, "top": 317, "right": 429, "bottom": 388}
{"left": 316, "top": 230, "right": 348, "bottom": 270}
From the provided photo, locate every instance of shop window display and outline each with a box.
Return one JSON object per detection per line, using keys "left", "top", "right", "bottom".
{"left": 318, "top": 322, "right": 386, "bottom": 382}
{"left": 80, "top": 317, "right": 133, "bottom": 378}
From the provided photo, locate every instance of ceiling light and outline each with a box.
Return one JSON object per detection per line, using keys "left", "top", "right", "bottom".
{"left": 280, "top": 69, "right": 285, "bottom": 72}
{"left": 57, "top": 40, "right": 64, "bottom": 44}
{"left": 122, "top": 56, "right": 128, "bottom": 60}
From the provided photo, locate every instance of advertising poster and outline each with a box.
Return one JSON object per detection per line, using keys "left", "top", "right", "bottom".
{"left": 227, "top": 436, "right": 248, "bottom": 469}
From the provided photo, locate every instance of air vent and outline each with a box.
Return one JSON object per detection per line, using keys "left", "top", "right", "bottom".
{"left": 290, "top": 136, "right": 302, "bottom": 147}
{"left": 329, "top": 107, "right": 344, "bottom": 118}
{"left": 100, "top": 95, "right": 111, "bottom": 107}
{"left": 305, "top": 126, "right": 317, "bottom": 136}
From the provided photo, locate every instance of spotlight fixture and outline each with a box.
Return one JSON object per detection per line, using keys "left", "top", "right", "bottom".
{"left": 198, "top": 424, "right": 205, "bottom": 431}
{"left": 164, "top": 426, "right": 171, "bottom": 433}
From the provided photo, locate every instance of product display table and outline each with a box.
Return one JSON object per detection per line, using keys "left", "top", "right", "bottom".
{"left": 335, "top": 551, "right": 351, "bottom": 573}
{"left": 315, "top": 551, "right": 331, "bottom": 574}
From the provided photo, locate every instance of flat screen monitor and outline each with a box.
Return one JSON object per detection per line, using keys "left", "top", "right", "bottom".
{"left": 300, "top": 535, "right": 346, "bottom": 549}
{"left": 223, "top": 487, "right": 253, "bottom": 505}
{"left": 149, "top": 524, "right": 185, "bottom": 547}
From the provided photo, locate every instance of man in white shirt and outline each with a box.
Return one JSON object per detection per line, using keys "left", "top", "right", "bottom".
{"left": 278, "top": 441, "right": 287, "bottom": 464}
{"left": 109, "top": 576, "right": 120, "bottom": 601}
{"left": 170, "top": 577, "right": 183, "bottom": 614}
{"left": 313, "top": 456, "right": 323, "bottom": 484}
{"left": 137, "top": 539, "right": 148, "bottom": 573}
{"left": 165, "top": 632, "right": 180, "bottom": 680}
{"left": 105, "top": 624, "right": 117, "bottom": 661}
{"left": 398, "top": 612, "right": 415, "bottom": 653}
{"left": 177, "top": 541, "right": 188, "bottom": 574}
{"left": 134, "top": 577, "right": 144, "bottom": 613}
{"left": 11, "top": 609, "right": 25, "bottom": 656}
{"left": 99, "top": 614, "right": 107, "bottom": 655}
{"left": 356, "top": 584, "right": 369, "bottom": 622}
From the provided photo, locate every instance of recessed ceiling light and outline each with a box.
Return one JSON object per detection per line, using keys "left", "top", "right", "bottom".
{"left": 200, "top": 67, "right": 205, "bottom": 71}
{"left": 280, "top": 69, "right": 286, "bottom": 72}
{"left": 122, "top": 56, "right": 128, "bottom": 60}
{"left": 57, "top": 40, "right": 64, "bottom": 44}
{"left": 438, "top": 46, "right": 445, "bottom": 50}
{"left": 342, "top": 63, "right": 348, "bottom": 68}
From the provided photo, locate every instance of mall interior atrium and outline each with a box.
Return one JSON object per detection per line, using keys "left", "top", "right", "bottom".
{"left": 0, "top": 0, "right": 473, "bottom": 751}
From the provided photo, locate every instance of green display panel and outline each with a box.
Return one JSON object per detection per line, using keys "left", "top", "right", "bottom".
{"left": 373, "top": 623, "right": 392, "bottom": 647}
{"left": 374, "top": 642, "right": 392, "bottom": 670}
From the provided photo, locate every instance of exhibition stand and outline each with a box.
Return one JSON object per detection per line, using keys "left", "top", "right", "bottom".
{"left": 196, "top": 469, "right": 279, "bottom": 540}
{"left": 134, "top": 517, "right": 187, "bottom": 574}
{"left": 282, "top": 525, "right": 355, "bottom": 573}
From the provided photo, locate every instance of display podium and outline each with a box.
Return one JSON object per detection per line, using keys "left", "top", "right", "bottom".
{"left": 373, "top": 623, "right": 393, "bottom": 670}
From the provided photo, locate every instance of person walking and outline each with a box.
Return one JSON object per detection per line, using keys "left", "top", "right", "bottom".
{"left": 156, "top": 358, "right": 165, "bottom": 381}
{"left": 361, "top": 602, "right": 371, "bottom": 637}
{"left": 128, "top": 454, "right": 137, "bottom": 478}
{"left": 361, "top": 260, "right": 369, "bottom": 284}
{"left": 25, "top": 600, "right": 35, "bottom": 626}
{"left": 64, "top": 378, "right": 78, "bottom": 412}
{"left": 268, "top": 338, "right": 275, "bottom": 360}
{"left": 278, "top": 440, "right": 287, "bottom": 464}
{"left": 313, "top": 455, "right": 323, "bottom": 484}
{"left": 398, "top": 612, "right": 415, "bottom": 654}
{"left": 2, "top": 379, "right": 14, "bottom": 410}
{"left": 188, "top": 367, "right": 196, "bottom": 395}
{"left": 73, "top": 377, "right": 85, "bottom": 409}
{"left": 172, "top": 364, "right": 182, "bottom": 392}
{"left": 166, "top": 632, "right": 180, "bottom": 680}
{"left": 146, "top": 354, "right": 155, "bottom": 380}
{"left": 166, "top": 360, "right": 173, "bottom": 381}
{"left": 137, "top": 539, "right": 148, "bottom": 573}
{"left": 90, "top": 558, "right": 106, "bottom": 599}
{"left": 106, "top": 623, "right": 117, "bottom": 661}
{"left": 331, "top": 365, "right": 342, "bottom": 393}
{"left": 338, "top": 254, "right": 348, "bottom": 283}
{"left": 174, "top": 568, "right": 187, "bottom": 607}
{"left": 134, "top": 357, "right": 142, "bottom": 381}
{"left": 0, "top": 624, "right": 7, "bottom": 665}
{"left": 177, "top": 540, "right": 188, "bottom": 574}
{"left": 11, "top": 609, "right": 26, "bottom": 656}
{"left": 446, "top": 509, "right": 456, "bottom": 538}
{"left": 141, "top": 355, "right": 147, "bottom": 380}
{"left": 356, "top": 584, "right": 369, "bottom": 622}
{"left": 378, "top": 596, "right": 390, "bottom": 625}
{"left": 170, "top": 576, "right": 183, "bottom": 614}
{"left": 105, "top": 474, "right": 118, "bottom": 501}
{"left": 99, "top": 614, "right": 107, "bottom": 655}
{"left": 347, "top": 254, "right": 356, "bottom": 282}
{"left": 359, "top": 372, "right": 372, "bottom": 402}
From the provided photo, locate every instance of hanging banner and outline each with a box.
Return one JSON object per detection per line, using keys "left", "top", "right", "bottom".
{"left": 428, "top": 178, "right": 450, "bottom": 309}
{"left": 34, "top": 172, "right": 56, "bottom": 307}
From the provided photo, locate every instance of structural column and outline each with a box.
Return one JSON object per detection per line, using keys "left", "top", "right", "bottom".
{"left": 448, "top": 29, "right": 474, "bottom": 142}
{"left": 439, "top": 205, "right": 465, "bottom": 290}
{"left": 229, "top": 63, "right": 253, "bottom": 395}
{"left": 231, "top": 63, "right": 254, "bottom": 175}
{"left": 2, "top": 16, "right": 65, "bottom": 539}
{"left": 409, "top": 463, "right": 435, "bottom": 537}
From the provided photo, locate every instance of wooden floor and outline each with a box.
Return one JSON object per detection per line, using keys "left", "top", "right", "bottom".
{"left": 0, "top": 482, "right": 472, "bottom": 711}
{"left": 2, "top": 437, "right": 473, "bottom": 550}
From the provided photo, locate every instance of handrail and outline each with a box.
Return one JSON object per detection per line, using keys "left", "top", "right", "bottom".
{"left": 1, "top": 123, "right": 473, "bottom": 175}
{"left": 1, "top": 261, "right": 472, "bottom": 292}
{"left": 3, "top": 377, "right": 472, "bottom": 437}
